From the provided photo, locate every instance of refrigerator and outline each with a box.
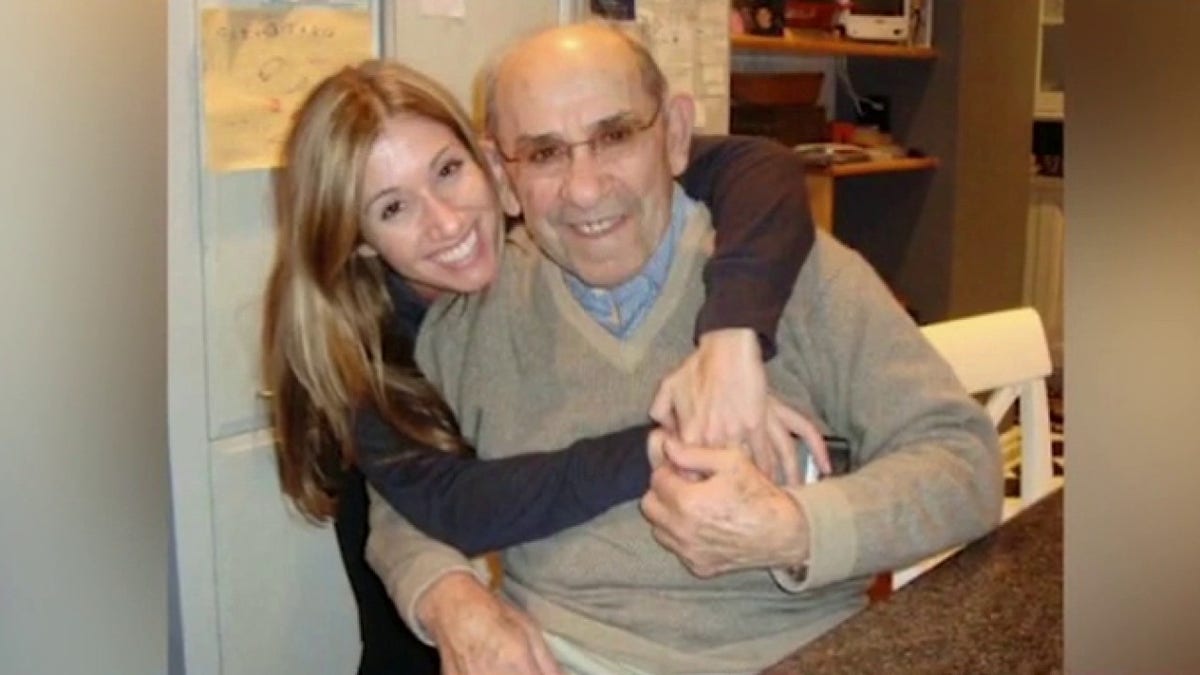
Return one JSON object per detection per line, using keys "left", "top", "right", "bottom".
{"left": 167, "top": 1, "right": 728, "bottom": 673}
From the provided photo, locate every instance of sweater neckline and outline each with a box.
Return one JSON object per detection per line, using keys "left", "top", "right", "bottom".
{"left": 542, "top": 196, "right": 711, "bottom": 373}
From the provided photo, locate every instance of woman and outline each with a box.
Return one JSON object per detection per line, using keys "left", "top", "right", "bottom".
{"left": 262, "top": 60, "right": 819, "bottom": 673}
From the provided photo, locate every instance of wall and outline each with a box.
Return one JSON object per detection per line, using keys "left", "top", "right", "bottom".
{"left": 947, "top": 0, "right": 1039, "bottom": 317}
{"left": 385, "top": 0, "right": 560, "bottom": 115}
{"left": 1066, "top": 1, "right": 1200, "bottom": 670}
{"left": 838, "top": 0, "right": 1038, "bottom": 322}
{"left": 0, "top": 2, "right": 168, "bottom": 674}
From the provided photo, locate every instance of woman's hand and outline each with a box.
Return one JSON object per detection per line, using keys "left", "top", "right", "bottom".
{"left": 649, "top": 329, "right": 829, "bottom": 484}
{"left": 763, "top": 395, "right": 831, "bottom": 484}
{"left": 650, "top": 328, "right": 768, "bottom": 449}
{"left": 418, "top": 572, "right": 562, "bottom": 675}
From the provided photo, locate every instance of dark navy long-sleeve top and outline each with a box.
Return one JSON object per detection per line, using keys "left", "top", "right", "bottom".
{"left": 334, "top": 134, "right": 814, "bottom": 672}
{"left": 351, "top": 134, "right": 815, "bottom": 556}
{"left": 354, "top": 272, "right": 654, "bottom": 556}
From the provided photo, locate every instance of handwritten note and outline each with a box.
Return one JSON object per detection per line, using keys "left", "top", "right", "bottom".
{"left": 419, "top": 0, "right": 466, "bottom": 19}
{"left": 628, "top": 0, "right": 730, "bottom": 133}
{"left": 200, "top": 7, "right": 374, "bottom": 172}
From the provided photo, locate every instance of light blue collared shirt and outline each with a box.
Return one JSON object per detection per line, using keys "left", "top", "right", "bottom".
{"left": 564, "top": 184, "right": 689, "bottom": 339}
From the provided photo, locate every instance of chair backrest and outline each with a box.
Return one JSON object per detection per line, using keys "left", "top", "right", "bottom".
{"left": 892, "top": 307, "right": 1058, "bottom": 591}
{"left": 920, "top": 307, "right": 1055, "bottom": 511}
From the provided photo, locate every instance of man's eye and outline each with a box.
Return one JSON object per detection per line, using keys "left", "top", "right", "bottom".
{"left": 527, "top": 145, "right": 565, "bottom": 165}
{"left": 438, "top": 158, "right": 464, "bottom": 179}
{"left": 596, "top": 126, "right": 635, "bottom": 147}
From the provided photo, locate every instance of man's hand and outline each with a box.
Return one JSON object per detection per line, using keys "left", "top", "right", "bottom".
{"left": 417, "top": 572, "right": 562, "bottom": 675}
{"left": 640, "top": 440, "right": 810, "bottom": 578}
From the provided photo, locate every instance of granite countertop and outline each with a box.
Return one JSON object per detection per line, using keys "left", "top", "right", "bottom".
{"left": 766, "top": 489, "right": 1063, "bottom": 674}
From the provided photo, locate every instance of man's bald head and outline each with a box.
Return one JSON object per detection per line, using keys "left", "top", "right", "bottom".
{"left": 476, "top": 20, "right": 695, "bottom": 288}
{"left": 479, "top": 22, "right": 667, "bottom": 138}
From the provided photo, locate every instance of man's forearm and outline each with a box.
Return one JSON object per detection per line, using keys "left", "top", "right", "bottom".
{"left": 364, "top": 485, "right": 482, "bottom": 642}
{"left": 415, "top": 570, "right": 491, "bottom": 636}
{"left": 776, "top": 425, "right": 1000, "bottom": 592}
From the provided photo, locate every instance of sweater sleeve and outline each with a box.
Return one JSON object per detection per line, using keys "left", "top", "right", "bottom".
{"left": 680, "top": 135, "right": 815, "bottom": 359}
{"left": 356, "top": 408, "right": 651, "bottom": 558}
{"left": 771, "top": 243, "right": 1004, "bottom": 592}
{"left": 365, "top": 487, "right": 479, "bottom": 645}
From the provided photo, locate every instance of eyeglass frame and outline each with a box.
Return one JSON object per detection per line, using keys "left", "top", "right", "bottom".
{"left": 493, "top": 98, "right": 665, "bottom": 173}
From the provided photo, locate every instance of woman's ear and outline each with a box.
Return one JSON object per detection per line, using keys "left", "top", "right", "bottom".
{"left": 355, "top": 241, "right": 379, "bottom": 258}
{"left": 480, "top": 139, "right": 522, "bottom": 217}
{"left": 662, "top": 93, "right": 696, "bottom": 177}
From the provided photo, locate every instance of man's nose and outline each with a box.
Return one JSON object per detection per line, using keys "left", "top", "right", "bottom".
{"left": 423, "top": 192, "right": 466, "bottom": 239}
{"left": 561, "top": 144, "right": 605, "bottom": 209}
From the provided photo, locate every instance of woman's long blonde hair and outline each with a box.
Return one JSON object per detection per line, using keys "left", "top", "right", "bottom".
{"left": 262, "top": 60, "right": 495, "bottom": 522}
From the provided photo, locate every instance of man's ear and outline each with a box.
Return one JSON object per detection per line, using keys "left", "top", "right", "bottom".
{"left": 479, "top": 139, "right": 522, "bottom": 217}
{"left": 662, "top": 93, "right": 696, "bottom": 177}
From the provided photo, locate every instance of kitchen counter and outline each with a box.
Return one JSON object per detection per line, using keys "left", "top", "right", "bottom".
{"left": 766, "top": 489, "right": 1063, "bottom": 674}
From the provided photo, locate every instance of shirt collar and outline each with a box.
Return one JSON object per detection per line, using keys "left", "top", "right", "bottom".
{"left": 564, "top": 183, "right": 689, "bottom": 338}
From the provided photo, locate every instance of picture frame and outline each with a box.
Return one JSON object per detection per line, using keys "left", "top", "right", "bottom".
{"left": 733, "top": 0, "right": 786, "bottom": 37}
{"left": 589, "top": 0, "right": 636, "bottom": 21}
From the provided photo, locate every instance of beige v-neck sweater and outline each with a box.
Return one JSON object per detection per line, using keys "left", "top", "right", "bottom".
{"left": 394, "top": 194, "right": 1001, "bottom": 673}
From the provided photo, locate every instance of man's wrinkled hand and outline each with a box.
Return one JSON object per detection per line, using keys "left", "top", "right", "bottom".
{"left": 417, "top": 572, "right": 562, "bottom": 675}
{"left": 640, "top": 440, "right": 810, "bottom": 578}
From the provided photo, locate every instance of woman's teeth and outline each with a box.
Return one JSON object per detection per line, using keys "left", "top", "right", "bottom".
{"left": 434, "top": 229, "right": 479, "bottom": 265}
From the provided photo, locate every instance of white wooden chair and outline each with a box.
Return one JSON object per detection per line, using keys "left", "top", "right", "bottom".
{"left": 922, "top": 306, "right": 1057, "bottom": 516}
{"left": 892, "top": 307, "right": 1057, "bottom": 588}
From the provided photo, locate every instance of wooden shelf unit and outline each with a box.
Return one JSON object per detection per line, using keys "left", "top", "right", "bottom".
{"left": 807, "top": 156, "right": 939, "bottom": 177}
{"left": 732, "top": 32, "right": 936, "bottom": 60}
{"left": 805, "top": 157, "right": 939, "bottom": 233}
{"left": 727, "top": 29, "right": 941, "bottom": 252}
{"left": 727, "top": 3, "right": 1036, "bottom": 324}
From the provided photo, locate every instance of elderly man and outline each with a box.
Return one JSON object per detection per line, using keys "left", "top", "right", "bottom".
{"left": 368, "top": 22, "right": 1002, "bottom": 675}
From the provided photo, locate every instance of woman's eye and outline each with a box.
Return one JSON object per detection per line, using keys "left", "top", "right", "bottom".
{"left": 438, "top": 158, "right": 464, "bottom": 179}
{"left": 379, "top": 199, "right": 404, "bottom": 221}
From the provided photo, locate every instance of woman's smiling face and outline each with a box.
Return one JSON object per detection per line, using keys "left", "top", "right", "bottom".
{"left": 358, "top": 113, "right": 503, "bottom": 300}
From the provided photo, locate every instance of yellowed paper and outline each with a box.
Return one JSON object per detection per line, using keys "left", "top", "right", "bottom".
{"left": 201, "top": 7, "right": 374, "bottom": 172}
{"left": 419, "top": 0, "right": 466, "bottom": 19}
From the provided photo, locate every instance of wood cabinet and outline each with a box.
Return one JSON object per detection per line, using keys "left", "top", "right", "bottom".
{"left": 804, "top": 157, "right": 939, "bottom": 232}
{"left": 732, "top": 31, "right": 936, "bottom": 59}
{"left": 732, "top": 2, "right": 1040, "bottom": 323}
{"left": 1034, "top": 0, "right": 1065, "bottom": 120}
{"left": 1026, "top": 0, "right": 1065, "bottom": 365}
{"left": 731, "top": 32, "right": 942, "bottom": 236}
{"left": 1025, "top": 176, "right": 1065, "bottom": 366}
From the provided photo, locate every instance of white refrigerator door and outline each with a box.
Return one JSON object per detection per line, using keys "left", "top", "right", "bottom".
{"left": 170, "top": 2, "right": 379, "bottom": 675}
{"left": 170, "top": 2, "right": 578, "bottom": 674}
{"left": 384, "top": 0, "right": 569, "bottom": 109}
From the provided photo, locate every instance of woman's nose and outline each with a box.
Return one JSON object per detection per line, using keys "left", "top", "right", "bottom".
{"left": 422, "top": 192, "right": 466, "bottom": 239}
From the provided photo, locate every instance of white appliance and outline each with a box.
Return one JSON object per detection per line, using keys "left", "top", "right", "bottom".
{"left": 842, "top": 0, "right": 912, "bottom": 43}
{"left": 169, "top": 1, "right": 729, "bottom": 672}
{"left": 167, "top": 2, "right": 572, "bottom": 675}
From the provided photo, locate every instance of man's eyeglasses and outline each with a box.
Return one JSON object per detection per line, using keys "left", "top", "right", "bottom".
{"left": 496, "top": 100, "right": 663, "bottom": 177}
